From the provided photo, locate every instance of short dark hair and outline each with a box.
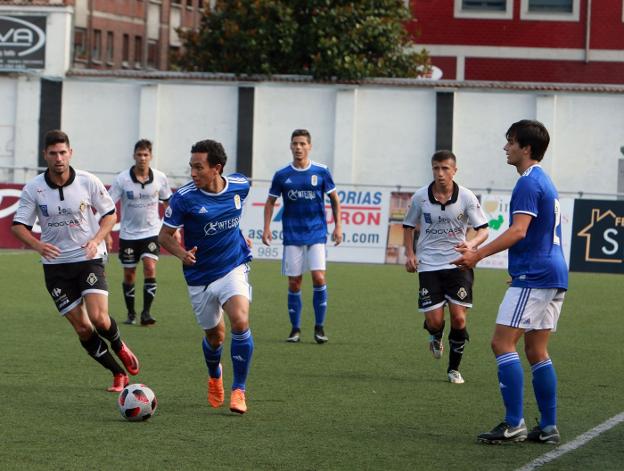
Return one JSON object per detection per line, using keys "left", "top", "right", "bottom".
{"left": 431, "top": 149, "right": 456, "bottom": 164}
{"left": 190, "top": 139, "right": 227, "bottom": 173}
{"left": 44, "top": 130, "right": 70, "bottom": 149}
{"left": 291, "top": 129, "right": 311, "bottom": 143}
{"left": 134, "top": 139, "right": 152, "bottom": 153}
{"left": 506, "top": 120, "right": 550, "bottom": 162}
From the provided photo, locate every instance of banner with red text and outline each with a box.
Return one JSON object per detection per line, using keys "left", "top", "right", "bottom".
{"left": 240, "top": 185, "right": 391, "bottom": 263}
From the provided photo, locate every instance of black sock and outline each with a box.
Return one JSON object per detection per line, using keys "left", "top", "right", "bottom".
{"left": 96, "top": 316, "right": 123, "bottom": 353}
{"left": 122, "top": 283, "right": 135, "bottom": 316}
{"left": 424, "top": 319, "right": 445, "bottom": 340}
{"left": 143, "top": 278, "right": 157, "bottom": 314}
{"left": 448, "top": 328, "right": 469, "bottom": 372}
{"left": 80, "top": 331, "right": 124, "bottom": 375}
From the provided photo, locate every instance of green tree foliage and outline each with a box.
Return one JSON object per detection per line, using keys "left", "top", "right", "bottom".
{"left": 174, "top": 0, "right": 430, "bottom": 80}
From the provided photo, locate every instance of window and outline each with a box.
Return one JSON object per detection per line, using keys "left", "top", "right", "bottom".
{"left": 135, "top": 36, "right": 143, "bottom": 68}
{"left": 462, "top": 0, "right": 506, "bottom": 10}
{"left": 73, "top": 27, "right": 87, "bottom": 61}
{"left": 122, "top": 34, "right": 130, "bottom": 65}
{"left": 92, "top": 29, "right": 102, "bottom": 62}
{"left": 147, "top": 40, "right": 159, "bottom": 69}
{"left": 528, "top": 0, "right": 572, "bottom": 12}
{"left": 520, "top": 0, "right": 579, "bottom": 20}
{"left": 106, "top": 31, "right": 114, "bottom": 64}
{"left": 454, "top": 0, "right": 513, "bottom": 19}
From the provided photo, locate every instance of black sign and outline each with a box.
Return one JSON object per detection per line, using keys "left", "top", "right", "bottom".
{"left": 569, "top": 199, "right": 624, "bottom": 274}
{"left": 0, "top": 15, "right": 46, "bottom": 70}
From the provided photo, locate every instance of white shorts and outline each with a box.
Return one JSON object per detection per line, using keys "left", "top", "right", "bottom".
{"left": 282, "top": 244, "right": 326, "bottom": 276}
{"left": 496, "top": 287, "right": 565, "bottom": 332}
{"left": 187, "top": 264, "right": 252, "bottom": 330}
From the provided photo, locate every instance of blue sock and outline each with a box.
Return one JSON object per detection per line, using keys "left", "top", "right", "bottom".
{"left": 496, "top": 352, "right": 524, "bottom": 427}
{"left": 288, "top": 290, "right": 302, "bottom": 329}
{"left": 313, "top": 285, "right": 327, "bottom": 326}
{"left": 201, "top": 337, "right": 223, "bottom": 379}
{"left": 231, "top": 329, "right": 254, "bottom": 391}
{"left": 532, "top": 359, "right": 557, "bottom": 428}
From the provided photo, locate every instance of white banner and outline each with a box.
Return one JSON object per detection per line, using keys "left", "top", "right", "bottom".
{"left": 240, "top": 185, "right": 391, "bottom": 263}
{"left": 479, "top": 193, "right": 574, "bottom": 269}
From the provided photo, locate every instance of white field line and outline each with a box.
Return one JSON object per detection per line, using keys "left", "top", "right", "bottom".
{"left": 516, "top": 412, "right": 624, "bottom": 471}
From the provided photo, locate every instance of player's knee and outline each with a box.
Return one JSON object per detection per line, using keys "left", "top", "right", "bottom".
{"left": 311, "top": 272, "right": 325, "bottom": 286}
{"left": 204, "top": 330, "right": 225, "bottom": 348}
{"left": 288, "top": 277, "right": 302, "bottom": 291}
{"left": 424, "top": 318, "right": 445, "bottom": 334}
{"left": 73, "top": 324, "right": 95, "bottom": 340}
{"left": 524, "top": 344, "right": 548, "bottom": 363}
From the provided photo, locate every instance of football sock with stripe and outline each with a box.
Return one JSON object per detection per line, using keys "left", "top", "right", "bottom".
{"left": 448, "top": 328, "right": 469, "bottom": 372}
{"left": 202, "top": 337, "right": 223, "bottom": 379}
{"left": 143, "top": 277, "right": 157, "bottom": 314}
{"left": 497, "top": 352, "right": 524, "bottom": 427}
{"left": 231, "top": 329, "right": 254, "bottom": 390}
{"left": 96, "top": 316, "right": 123, "bottom": 352}
{"left": 80, "top": 331, "right": 124, "bottom": 375}
{"left": 122, "top": 282, "right": 135, "bottom": 316}
{"left": 531, "top": 358, "right": 557, "bottom": 428}
{"left": 313, "top": 284, "right": 327, "bottom": 327}
{"left": 287, "top": 290, "right": 302, "bottom": 329}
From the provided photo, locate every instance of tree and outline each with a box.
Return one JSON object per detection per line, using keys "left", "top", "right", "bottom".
{"left": 174, "top": 0, "right": 430, "bottom": 80}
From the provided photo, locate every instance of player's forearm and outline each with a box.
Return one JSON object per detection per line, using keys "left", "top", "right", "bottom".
{"left": 159, "top": 230, "right": 185, "bottom": 260}
{"left": 403, "top": 227, "right": 416, "bottom": 256}
{"left": 476, "top": 226, "right": 524, "bottom": 260}
{"left": 263, "top": 204, "right": 274, "bottom": 232}
{"left": 11, "top": 224, "right": 42, "bottom": 252}
{"left": 471, "top": 227, "right": 490, "bottom": 248}
{"left": 92, "top": 214, "right": 116, "bottom": 245}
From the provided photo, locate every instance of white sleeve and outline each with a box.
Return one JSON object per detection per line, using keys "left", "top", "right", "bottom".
{"left": 403, "top": 195, "right": 421, "bottom": 227}
{"left": 159, "top": 173, "right": 173, "bottom": 201}
{"left": 466, "top": 191, "right": 488, "bottom": 228}
{"left": 91, "top": 176, "right": 116, "bottom": 215}
{"left": 108, "top": 175, "right": 122, "bottom": 203}
{"left": 13, "top": 184, "right": 38, "bottom": 226}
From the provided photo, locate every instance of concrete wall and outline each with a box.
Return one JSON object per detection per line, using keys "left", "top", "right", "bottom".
{"left": 1, "top": 74, "right": 624, "bottom": 197}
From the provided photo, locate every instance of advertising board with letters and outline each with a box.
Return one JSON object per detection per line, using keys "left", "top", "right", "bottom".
{"left": 240, "top": 185, "right": 391, "bottom": 263}
{"left": 0, "top": 15, "right": 47, "bottom": 70}
{"left": 570, "top": 199, "right": 624, "bottom": 274}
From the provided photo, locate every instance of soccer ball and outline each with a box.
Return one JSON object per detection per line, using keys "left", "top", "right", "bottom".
{"left": 118, "top": 384, "right": 158, "bottom": 421}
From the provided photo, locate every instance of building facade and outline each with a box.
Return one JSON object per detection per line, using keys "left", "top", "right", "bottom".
{"left": 0, "top": 0, "right": 206, "bottom": 71}
{"left": 411, "top": 0, "right": 624, "bottom": 84}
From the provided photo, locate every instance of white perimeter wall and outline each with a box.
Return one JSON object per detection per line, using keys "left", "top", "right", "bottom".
{"left": 1, "top": 75, "right": 624, "bottom": 195}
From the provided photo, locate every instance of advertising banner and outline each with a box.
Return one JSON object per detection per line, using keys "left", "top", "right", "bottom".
{"left": 240, "top": 185, "right": 391, "bottom": 263}
{"left": 479, "top": 193, "right": 574, "bottom": 270}
{"left": 0, "top": 15, "right": 47, "bottom": 70}
{"left": 569, "top": 199, "right": 624, "bottom": 274}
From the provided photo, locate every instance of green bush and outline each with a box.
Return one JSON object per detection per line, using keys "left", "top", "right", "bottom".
{"left": 174, "top": 0, "right": 430, "bottom": 80}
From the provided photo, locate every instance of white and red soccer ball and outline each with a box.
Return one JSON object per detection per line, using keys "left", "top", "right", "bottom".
{"left": 118, "top": 384, "right": 157, "bottom": 421}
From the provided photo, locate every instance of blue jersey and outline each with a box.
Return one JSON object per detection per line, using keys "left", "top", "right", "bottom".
{"left": 268, "top": 161, "right": 336, "bottom": 246}
{"left": 163, "top": 174, "right": 252, "bottom": 286}
{"left": 508, "top": 165, "right": 568, "bottom": 289}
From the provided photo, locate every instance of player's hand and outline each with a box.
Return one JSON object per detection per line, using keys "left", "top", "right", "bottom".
{"left": 182, "top": 246, "right": 198, "bottom": 266}
{"left": 261, "top": 230, "right": 272, "bottom": 246}
{"left": 452, "top": 246, "right": 480, "bottom": 270}
{"left": 332, "top": 227, "right": 343, "bottom": 246}
{"left": 245, "top": 237, "right": 253, "bottom": 249}
{"left": 38, "top": 242, "right": 61, "bottom": 261}
{"left": 82, "top": 240, "right": 99, "bottom": 259}
{"left": 405, "top": 254, "right": 417, "bottom": 273}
